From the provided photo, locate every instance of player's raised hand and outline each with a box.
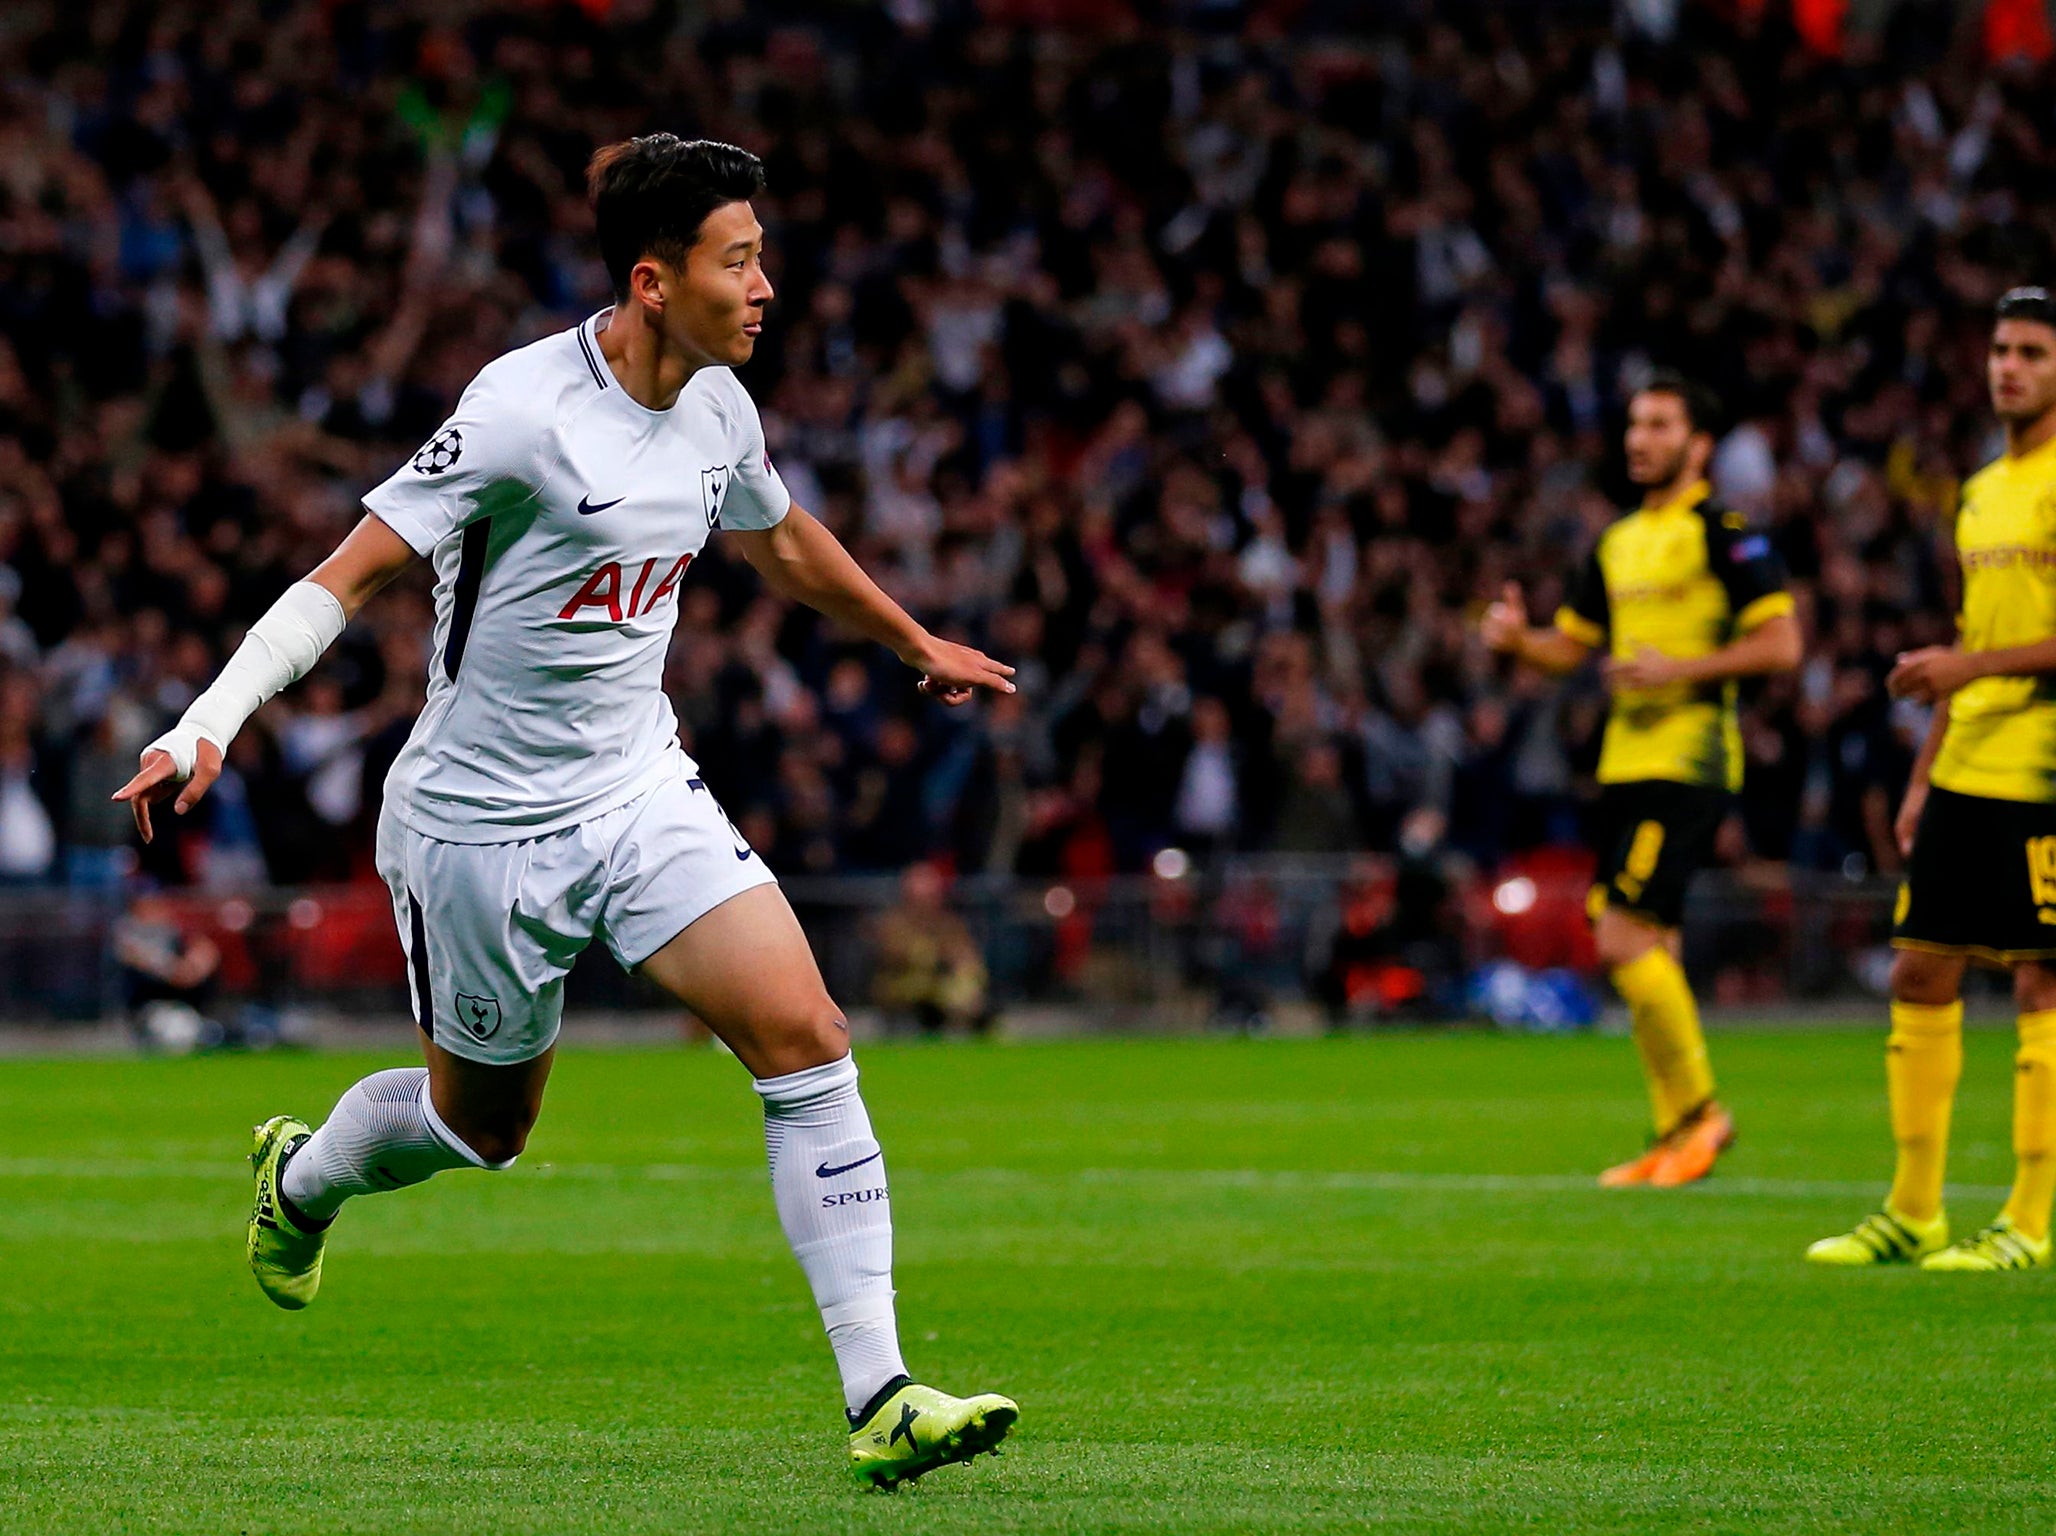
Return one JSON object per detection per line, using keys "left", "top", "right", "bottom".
{"left": 112, "top": 739, "right": 224, "bottom": 844}
{"left": 1887, "top": 645, "right": 1979, "bottom": 704}
{"left": 1480, "top": 581, "right": 1529, "bottom": 653}
{"left": 911, "top": 637, "right": 1017, "bottom": 707}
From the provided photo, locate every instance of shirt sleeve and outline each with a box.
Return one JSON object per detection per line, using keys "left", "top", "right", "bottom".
{"left": 1705, "top": 507, "right": 1794, "bottom": 632}
{"left": 362, "top": 365, "right": 543, "bottom": 556}
{"left": 1554, "top": 547, "right": 1609, "bottom": 647}
{"left": 714, "top": 375, "right": 791, "bottom": 532}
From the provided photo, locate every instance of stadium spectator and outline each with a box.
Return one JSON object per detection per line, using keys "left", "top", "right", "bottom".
{"left": 871, "top": 860, "right": 994, "bottom": 1036}
{"left": 0, "top": 671, "right": 58, "bottom": 883}
{"left": 1308, "top": 854, "right": 1465, "bottom": 1027}
{"left": 0, "top": 0, "right": 2033, "bottom": 912}
{"left": 114, "top": 887, "right": 222, "bottom": 1030}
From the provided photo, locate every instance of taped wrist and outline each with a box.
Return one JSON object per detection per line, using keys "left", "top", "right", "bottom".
{"left": 143, "top": 581, "right": 347, "bottom": 778}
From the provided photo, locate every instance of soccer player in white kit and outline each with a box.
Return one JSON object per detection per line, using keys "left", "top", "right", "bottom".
{"left": 114, "top": 136, "right": 1018, "bottom": 1488}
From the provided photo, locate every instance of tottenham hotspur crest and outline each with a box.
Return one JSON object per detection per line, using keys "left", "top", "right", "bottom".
{"left": 413, "top": 426, "right": 464, "bottom": 476}
{"left": 454, "top": 993, "right": 502, "bottom": 1041}
{"left": 701, "top": 464, "right": 729, "bottom": 528}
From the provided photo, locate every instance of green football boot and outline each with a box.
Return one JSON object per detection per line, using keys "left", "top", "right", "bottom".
{"left": 1922, "top": 1216, "right": 2052, "bottom": 1273}
{"left": 847, "top": 1376, "right": 1018, "bottom": 1490}
{"left": 247, "top": 1115, "right": 327, "bottom": 1309}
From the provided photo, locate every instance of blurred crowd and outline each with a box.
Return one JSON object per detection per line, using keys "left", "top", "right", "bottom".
{"left": 0, "top": 0, "right": 2041, "bottom": 900}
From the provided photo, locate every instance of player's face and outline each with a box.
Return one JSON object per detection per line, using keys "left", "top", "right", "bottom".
{"left": 649, "top": 200, "right": 775, "bottom": 368}
{"left": 1988, "top": 319, "right": 2056, "bottom": 424}
{"left": 1623, "top": 390, "right": 1707, "bottom": 489}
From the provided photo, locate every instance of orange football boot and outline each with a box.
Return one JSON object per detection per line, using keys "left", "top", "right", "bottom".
{"left": 1643, "top": 1101, "right": 1735, "bottom": 1187}
{"left": 1598, "top": 1136, "right": 1672, "bottom": 1188}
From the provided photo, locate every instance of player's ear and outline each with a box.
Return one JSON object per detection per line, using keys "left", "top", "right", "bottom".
{"left": 628, "top": 257, "right": 667, "bottom": 314}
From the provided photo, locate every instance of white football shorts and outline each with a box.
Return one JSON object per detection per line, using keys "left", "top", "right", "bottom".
{"left": 375, "top": 761, "right": 777, "bottom": 1064}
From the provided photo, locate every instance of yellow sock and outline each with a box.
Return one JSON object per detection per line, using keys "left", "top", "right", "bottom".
{"left": 1886, "top": 1000, "right": 1963, "bottom": 1225}
{"left": 1611, "top": 948, "right": 1715, "bottom": 1137}
{"left": 2002, "top": 1009, "right": 2056, "bottom": 1242}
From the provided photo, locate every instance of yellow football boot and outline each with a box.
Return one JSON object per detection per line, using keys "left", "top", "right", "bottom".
{"left": 247, "top": 1115, "right": 327, "bottom": 1309}
{"left": 1806, "top": 1206, "right": 1948, "bottom": 1266}
{"left": 848, "top": 1376, "right": 1018, "bottom": 1490}
{"left": 1921, "top": 1217, "right": 2051, "bottom": 1273}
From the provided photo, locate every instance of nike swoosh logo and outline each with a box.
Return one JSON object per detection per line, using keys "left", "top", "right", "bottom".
{"left": 577, "top": 494, "right": 625, "bottom": 516}
{"left": 816, "top": 1150, "right": 882, "bottom": 1178}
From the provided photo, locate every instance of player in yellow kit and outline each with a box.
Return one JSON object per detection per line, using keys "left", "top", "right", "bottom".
{"left": 1811, "top": 288, "right": 2056, "bottom": 1272}
{"left": 1483, "top": 372, "right": 1802, "bottom": 1186}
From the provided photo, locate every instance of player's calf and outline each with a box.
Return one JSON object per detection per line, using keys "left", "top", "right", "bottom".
{"left": 421, "top": 1037, "right": 552, "bottom": 1168}
{"left": 250, "top": 1067, "right": 519, "bottom": 1312}
{"left": 421, "top": 1104, "right": 534, "bottom": 1168}
{"left": 281, "top": 1066, "right": 511, "bottom": 1225}
{"left": 756, "top": 1053, "right": 908, "bottom": 1415}
{"left": 645, "top": 884, "right": 1017, "bottom": 1447}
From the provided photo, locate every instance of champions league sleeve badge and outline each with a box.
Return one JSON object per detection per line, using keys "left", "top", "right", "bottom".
{"left": 413, "top": 426, "right": 464, "bottom": 476}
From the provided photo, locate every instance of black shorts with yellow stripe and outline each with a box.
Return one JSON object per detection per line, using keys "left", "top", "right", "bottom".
{"left": 1588, "top": 781, "right": 1728, "bottom": 930}
{"left": 1894, "top": 785, "right": 2056, "bottom": 963}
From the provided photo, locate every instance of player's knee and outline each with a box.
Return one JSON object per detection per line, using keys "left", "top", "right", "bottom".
{"left": 2014, "top": 963, "right": 2056, "bottom": 1013}
{"left": 792, "top": 999, "right": 854, "bottom": 1064}
{"left": 1594, "top": 912, "right": 1660, "bottom": 969}
{"left": 1890, "top": 951, "right": 1960, "bottom": 1005}
{"left": 757, "top": 997, "right": 852, "bottom": 1075}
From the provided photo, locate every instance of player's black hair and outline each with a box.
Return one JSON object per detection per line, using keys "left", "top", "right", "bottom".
{"left": 1996, "top": 286, "right": 2056, "bottom": 329}
{"left": 586, "top": 134, "right": 766, "bottom": 300}
{"left": 1636, "top": 369, "right": 1725, "bottom": 438}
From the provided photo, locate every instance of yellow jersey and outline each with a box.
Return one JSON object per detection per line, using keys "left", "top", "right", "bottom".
{"left": 1931, "top": 434, "right": 2056, "bottom": 805}
{"left": 1554, "top": 481, "right": 1793, "bottom": 792}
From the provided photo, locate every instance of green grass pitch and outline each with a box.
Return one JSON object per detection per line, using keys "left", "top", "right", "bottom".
{"left": 2, "top": 1028, "right": 2052, "bottom": 1534}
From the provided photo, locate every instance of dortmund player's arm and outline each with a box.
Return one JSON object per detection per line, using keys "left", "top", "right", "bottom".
{"left": 1605, "top": 513, "right": 1801, "bottom": 689}
{"left": 1603, "top": 611, "right": 1803, "bottom": 690}
{"left": 1887, "top": 636, "right": 2056, "bottom": 704}
{"left": 1480, "top": 555, "right": 1602, "bottom": 675}
{"left": 1894, "top": 698, "right": 1950, "bottom": 858}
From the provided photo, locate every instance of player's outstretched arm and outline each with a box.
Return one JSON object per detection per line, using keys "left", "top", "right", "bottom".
{"left": 113, "top": 514, "right": 419, "bottom": 841}
{"left": 727, "top": 503, "right": 1015, "bottom": 706}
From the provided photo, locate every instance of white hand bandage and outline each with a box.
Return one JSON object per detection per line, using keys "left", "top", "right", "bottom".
{"left": 143, "top": 721, "right": 215, "bottom": 781}
{"left": 142, "top": 580, "right": 348, "bottom": 779}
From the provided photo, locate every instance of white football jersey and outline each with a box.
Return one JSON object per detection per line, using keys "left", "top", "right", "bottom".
{"left": 362, "top": 310, "right": 790, "bottom": 843}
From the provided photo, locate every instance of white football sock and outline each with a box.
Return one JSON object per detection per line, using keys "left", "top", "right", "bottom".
{"left": 755, "top": 1054, "right": 908, "bottom": 1415}
{"left": 281, "top": 1067, "right": 507, "bottom": 1222}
